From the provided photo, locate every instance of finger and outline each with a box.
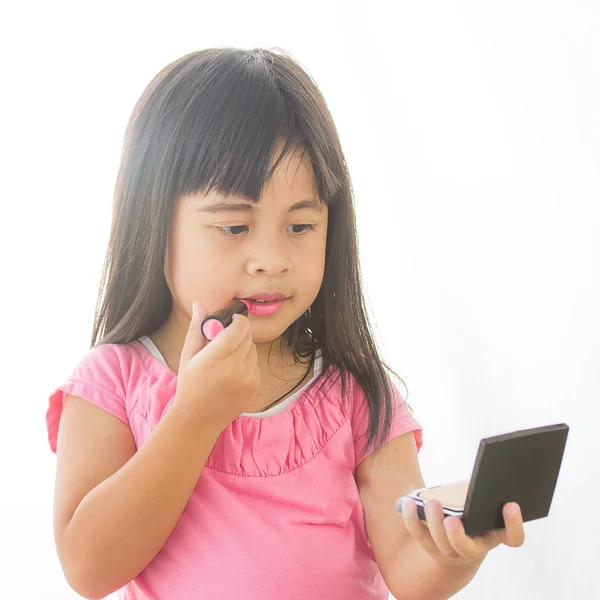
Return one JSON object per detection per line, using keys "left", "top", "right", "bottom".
{"left": 401, "top": 499, "right": 449, "bottom": 561}
{"left": 243, "top": 337, "right": 257, "bottom": 366}
{"left": 180, "top": 301, "right": 209, "bottom": 365}
{"left": 443, "top": 516, "right": 489, "bottom": 561}
{"left": 424, "top": 500, "right": 462, "bottom": 559}
{"left": 444, "top": 504, "right": 524, "bottom": 558}
{"left": 401, "top": 498, "right": 430, "bottom": 540}
{"left": 498, "top": 503, "right": 526, "bottom": 548}
{"left": 227, "top": 324, "right": 253, "bottom": 364}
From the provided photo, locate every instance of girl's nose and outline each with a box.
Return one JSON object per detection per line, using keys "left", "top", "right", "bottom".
{"left": 246, "top": 235, "right": 292, "bottom": 275}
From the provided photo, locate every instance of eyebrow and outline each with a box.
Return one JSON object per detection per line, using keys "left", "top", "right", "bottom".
{"left": 198, "top": 198, "right": 322, "bottom": 214}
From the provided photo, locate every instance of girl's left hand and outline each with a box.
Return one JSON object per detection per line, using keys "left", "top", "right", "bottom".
{"left": 400, "top": 498, "right": 526, "bottom": 567}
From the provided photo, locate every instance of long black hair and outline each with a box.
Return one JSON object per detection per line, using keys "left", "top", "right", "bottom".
{"left": 91, "top": 47, "right": 412, "bottom": 455}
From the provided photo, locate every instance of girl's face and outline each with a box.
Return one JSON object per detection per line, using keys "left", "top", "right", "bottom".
{"left": 164, "top": 150, "right": 328, "bottom": 346}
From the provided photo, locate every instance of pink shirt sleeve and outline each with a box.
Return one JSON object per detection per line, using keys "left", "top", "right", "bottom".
{"left": 351, "top": 373, "right": 423, "bottom": 465}
{"left": 46, "top": 343, "right": 129, "bottom": 453}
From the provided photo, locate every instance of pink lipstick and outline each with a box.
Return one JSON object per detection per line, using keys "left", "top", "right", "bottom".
{"left": 201, "top": 299, "right": 250, "bottom": 341}
{"left": 240, "top": 292, "right": 289, "bottom": 317}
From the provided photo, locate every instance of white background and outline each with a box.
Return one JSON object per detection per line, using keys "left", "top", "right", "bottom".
{"left": 1, "top": 1, "right": 598, "bottom": 598}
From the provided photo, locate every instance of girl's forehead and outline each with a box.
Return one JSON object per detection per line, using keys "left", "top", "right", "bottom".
{"left": 184, "top": 191, "right": 324, "bottom": 214}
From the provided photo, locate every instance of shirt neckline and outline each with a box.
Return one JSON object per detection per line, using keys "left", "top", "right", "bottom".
{"left": 136, "top": 335, "right": 322, "bottom": 419}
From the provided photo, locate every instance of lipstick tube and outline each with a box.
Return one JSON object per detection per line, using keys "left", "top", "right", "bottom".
{"left": 201, "top": 299, "right": 249, "bottom": 340}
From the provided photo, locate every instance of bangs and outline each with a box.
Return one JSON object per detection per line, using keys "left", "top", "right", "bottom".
{"left": 150, "top": 51, "right": 340, "bottom": 206}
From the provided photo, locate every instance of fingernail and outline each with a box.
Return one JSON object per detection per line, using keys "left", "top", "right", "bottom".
{"left": 507, "top": 503, "right": 520, "bottom": 516}
{"left": 192, "top": 301, "right": 198, "bottom": 320}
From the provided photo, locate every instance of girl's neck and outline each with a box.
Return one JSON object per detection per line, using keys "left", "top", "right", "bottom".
{"left": 252, "top": 337, "right": 314, "bottom": 412}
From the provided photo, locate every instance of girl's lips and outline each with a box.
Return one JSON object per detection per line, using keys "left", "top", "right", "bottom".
{"left": 244, "top": 298, "right": 286, "bottom": 316}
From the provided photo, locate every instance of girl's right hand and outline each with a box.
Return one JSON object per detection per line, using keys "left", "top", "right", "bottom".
{"left": 171, "top": 300, "right": 261, "bottom": 435}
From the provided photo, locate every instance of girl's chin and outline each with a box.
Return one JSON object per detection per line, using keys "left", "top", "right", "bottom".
{"left": 249, "top": 321, "right": 296, "bottom": 345}
{"left": 249, "top": 330, "right": 287, "bottom": 346}
{"left": 247, "top": 305, "right": 311, "bottom": 346}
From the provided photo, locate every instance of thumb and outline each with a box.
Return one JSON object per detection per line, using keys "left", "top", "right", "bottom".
{"left": 180, "top": 300, "right": 209, "bottom": 366}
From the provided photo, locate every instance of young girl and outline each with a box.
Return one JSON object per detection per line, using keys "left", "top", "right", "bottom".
{"left": 46, "top": 47, "right": 525, "bottom": 600}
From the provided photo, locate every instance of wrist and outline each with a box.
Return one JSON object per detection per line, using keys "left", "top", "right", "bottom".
{"left": 165, "top": 402, "right": 225, "bottom": 445}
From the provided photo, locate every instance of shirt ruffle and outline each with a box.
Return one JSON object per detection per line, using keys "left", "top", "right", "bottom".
{"left": 130, "top": 340, "right": 422, "bottom": 477}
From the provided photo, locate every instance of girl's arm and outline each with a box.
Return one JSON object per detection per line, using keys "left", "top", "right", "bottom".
{"left": 54, "top": 302, "right": 260, "bottom": 599}
{"left": 355, "top": 432, "right": 483, "bottom": 600}
{"left": 54, "top": 394, "right": 221, "bottom": 600}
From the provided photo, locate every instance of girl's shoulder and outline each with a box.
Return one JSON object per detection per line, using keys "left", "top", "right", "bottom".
{"left": 57, "top": 339, "right": 156, "bottom": 396}
{"left": 46, "top": 339, "right": 163, "bottom": 453}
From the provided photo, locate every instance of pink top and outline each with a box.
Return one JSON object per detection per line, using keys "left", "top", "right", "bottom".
{"left": 46, "top": 338, "right": 423, "bottom": 600}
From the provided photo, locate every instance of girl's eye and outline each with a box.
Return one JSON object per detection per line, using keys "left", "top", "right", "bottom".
{"left": 218, "top": 225, "right": 248, "bottom": 236}
{"left": 217, "top": 224, "right": 315, "bottom": 237}
{"left": 288, "top": 224, "right": 315, "bottom": 235}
